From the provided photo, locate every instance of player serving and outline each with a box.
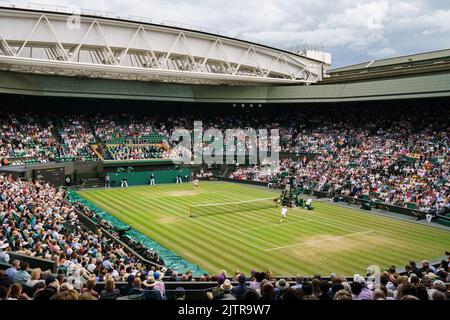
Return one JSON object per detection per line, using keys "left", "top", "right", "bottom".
{"left": 280, "top": 206, "right": 288, "bottom": 223}
{"left": 193, "top": 178, "right": 200, "bottom": 190}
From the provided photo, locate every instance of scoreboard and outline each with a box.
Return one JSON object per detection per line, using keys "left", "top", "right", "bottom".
{"left": 33, "top": 167, "right": 65, "bottom": 186}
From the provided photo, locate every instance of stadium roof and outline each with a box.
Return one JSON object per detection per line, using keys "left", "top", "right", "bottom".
{"left": 326, "top": 49, "right": 450, "bottom": 83}
{"left": 330, "top": 48, "right": 450, "bottom": 73}
{"left": 0, "top": 5, "right": 327, "bottom": 86}
{"left": 2, "top": 69, "right": 450, "bottom": 103}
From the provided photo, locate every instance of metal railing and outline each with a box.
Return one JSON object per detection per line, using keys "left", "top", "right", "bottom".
{"left": 2, "top": 1, "right": 292, "bottom": 53}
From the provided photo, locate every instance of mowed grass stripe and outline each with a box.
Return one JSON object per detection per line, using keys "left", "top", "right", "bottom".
{"left": 305, "top": 205, "right": 450, "bottom": 267}
{"left": 312, "top": 205, "right": 447, "bottom": 257}
{"left": 315, "top": 202, "right": 450, "bottom": 241}
{"left": 156, "top": 191, "right": 370, "bottom": 256}
{"left": 316, "top": 204, "right": 450, "bottom": 253}
{"left": 78, "top": 182, "right": 450, "bottom": 275}
{"left": 103, "top": 189, "right": 330, "bottom": 274}
{"left": 85, "top": 191, "right": 270, "bottom": 271}
{"left": 81, "top": 186, "right": 440, "bottom": 274}
{"left": 83, "top": 184, "right": 446, "bottom": 272}
{"left": 84, "top": 191, "right": 250, "bottom": 272}
{"left": 152, "top": 195, "right": 308, "bottom": 272}
{"left": 183, "top": 189, "right": 374, "bottom": 246}
{"left": 86, "top": 190, "right": 296, "bottom": 273}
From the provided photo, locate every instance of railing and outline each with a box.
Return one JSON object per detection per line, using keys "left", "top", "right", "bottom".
{"left": 8, "top": 252, "right": 57, "bottom": 273}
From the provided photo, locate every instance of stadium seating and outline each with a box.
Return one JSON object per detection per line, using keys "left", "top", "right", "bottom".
{"left": 0, "top": 106, "right": 448, "bottom": 213}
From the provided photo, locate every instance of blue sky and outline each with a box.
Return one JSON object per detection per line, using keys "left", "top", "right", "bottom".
{"left": 9, "top": 0, "right": 450, "bottom": 67}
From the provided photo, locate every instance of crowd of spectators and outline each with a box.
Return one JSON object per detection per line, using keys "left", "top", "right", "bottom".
{"left": 0, "top": 174, "right": 171, "bottom": 300}
{"left": 229, "top": 109, "right": 449, "bottom": 213}
{"left": 1, "top": 253, "right": 448, "bottom": 300}
{"left": 0, "top": 107, "right": 448, "bottom": 213}
{"left": 204, "top": 260, "right": 449, "bottom": 301}
{"left": 57, "top": 117, "right": 97, "bottom": 161}
{"left": 106, "top": 145, "right": 168, "bottom": 161}
{"left": 0, "top": 113, "right": 58, "bottom": 165}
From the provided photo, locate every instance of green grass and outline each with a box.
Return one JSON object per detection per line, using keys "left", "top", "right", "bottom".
{"left": 78, "top": 181, "right": 450, "bottom": 276}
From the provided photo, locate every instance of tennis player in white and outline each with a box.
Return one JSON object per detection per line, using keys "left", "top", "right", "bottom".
{"left": 280, "top": 206, "right": 288, "bottom": 223}
{"left": 193, "top": 178, "right": 200, "bottom": 190}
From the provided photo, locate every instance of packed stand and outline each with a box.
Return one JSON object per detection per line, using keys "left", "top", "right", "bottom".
{"left": 0, "top": 174, "right": 171, "bottom": 300}
{"left": 57, "top": 116, "right": 97, "bottom": 162}
{"left": 0, "top": 113, "right": 58, "bottom": 165}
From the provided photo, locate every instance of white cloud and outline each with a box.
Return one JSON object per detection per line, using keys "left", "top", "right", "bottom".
{"left": 7, "top": 0, "right": 450, "bottom": 67}
{"left": 369, "top": 47, "right": 397, "bottom": 58}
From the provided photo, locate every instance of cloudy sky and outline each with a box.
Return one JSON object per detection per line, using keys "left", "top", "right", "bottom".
{"left": 9, "top": 0, "right": 450, "bottom": 67}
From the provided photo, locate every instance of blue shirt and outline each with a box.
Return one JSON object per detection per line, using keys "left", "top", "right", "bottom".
{"left": 13, "top": 270, "right": 31, "bottom": 284}
{"left": 5, "top": 267, "right": 18, "bottom": 280}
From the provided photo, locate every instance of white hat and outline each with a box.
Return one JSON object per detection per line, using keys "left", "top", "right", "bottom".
{"left": 433, "top": 280, "right": 445, "bottom": 287}
{"left": 275, "top": 279, "right": 290, "bottom": 290}
{"left": 111, "top": 270, "right": 120, "bottom": 280}
{"left": 87, "top": 264, "right": 96, "bottom": 273}
{"left": 354, "top": 274, "right": 366, "bottom": 284}
{"left": 0, "top": 243, "right": 9, "bottom": 250}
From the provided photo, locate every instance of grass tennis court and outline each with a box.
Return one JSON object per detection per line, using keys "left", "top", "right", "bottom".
{"left": 78, "top": 181, "right": 450, "bottom": 276}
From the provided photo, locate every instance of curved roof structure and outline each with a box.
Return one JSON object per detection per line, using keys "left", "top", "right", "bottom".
{"left": 0, "top": 5, "right": 328, "bottom": 85}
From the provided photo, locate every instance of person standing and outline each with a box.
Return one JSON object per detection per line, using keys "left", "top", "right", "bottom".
{"left": 149, "top": 173, "right": 156, "bottom": 186}
{"left": 105, "top": 174, "right": 111, "bottom": 189}
{"left": 280, "top": 206, "right": 288, "bottom": 223}
{"left": 193, "top": 178, "right": 199, "bottom": 190}
{"left": 121, "top": 176, "right": 128, "bottom": 188}
{"left": 305, "top": 198, "right": 313, "bottom": 210}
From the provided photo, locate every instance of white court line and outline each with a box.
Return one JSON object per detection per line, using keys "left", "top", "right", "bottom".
{"left": 264, "top": 230, "right": 375, "bottom": 252}
{"left": 139, "top": 197, "right": 269, "bottom": 251}
{"left": 237, "top": 218, "right": 318, "bottom": 233}
{"left": 139, "top": 190, "right": 223, "bottom": 200}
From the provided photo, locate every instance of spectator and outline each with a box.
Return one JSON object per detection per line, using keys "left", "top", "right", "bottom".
{"left": 26, "top": 268, "right": 44, "bottom": 288}
{"left": 12, "top": 262, "right": 31, "bottom": 285}
{"left": 8, "top": 283, "right": 29, "bottom": 300}
{"left": 100, "top": 278, "right": 121, "bottom": 300}
{"left": 291, "top": 275, "right": 304, "bottom": 290}
{"left": 120, "top": 274, "right": 135, "bottom": 296}
{"left": 216, "top": 280, "right": 236, "bottom": 300}
{"left": 34, "top": 275, "right": 59, "bottom": 301}
{"left": 142, "top": 276, "right": 162, "bottom": 300}
{"left": 81, "top": 276, "right": 99, "bottom": 299}
{"left": 175, "top": 287, "right": 185, "bottom": 301}
{"left": 259, "top": 282, "right": 275, "bottom": 301}
{"left": 231, "top": 274, "right": 249, "bottom": 300}
{"left": 0, "top": 285, "right": 8, "bottom": 300}
{"left": 5, "top": 260, "right": 20, "bottom": 281}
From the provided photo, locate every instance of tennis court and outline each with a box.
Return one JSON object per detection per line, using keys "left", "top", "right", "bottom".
{"left": 78, "top": 181, "right": 450, "bottom": 275}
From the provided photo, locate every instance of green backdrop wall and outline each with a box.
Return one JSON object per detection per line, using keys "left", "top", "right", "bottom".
{"left": 107, "top": 169, "right": 191, "bottom": 187}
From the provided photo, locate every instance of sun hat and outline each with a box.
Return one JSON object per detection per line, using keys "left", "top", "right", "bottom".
{"left": 220, "top": 279, "right": 233, "bottom": 291}
{"left": 275, "top": 279, "right": 290, "bottom": 290}
{"left": 143, "top": 276, "right": 156, "bottom": 288}
{"left": 354, "top": 275, "right": 366, "bottom": 285}
{"left": 433, "top": 280, "right": 445, "bottom": 287}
